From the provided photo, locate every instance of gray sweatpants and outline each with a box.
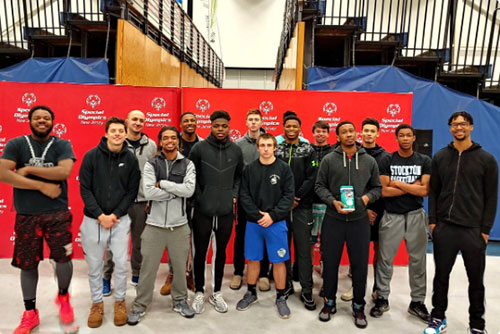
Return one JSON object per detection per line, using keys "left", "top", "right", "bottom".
{"left": 132, "top": 223, "right": 190, "bottom": 313}
{"left": 376, "top": 208, "right": 428, "bottom": 302}
{"left": 80, "top": 215, "right": 131, "bottom": 304}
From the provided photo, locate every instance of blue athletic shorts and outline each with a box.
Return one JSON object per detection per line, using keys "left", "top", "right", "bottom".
{"left": 244, "top": 220, "right": 289, "bottom": 263}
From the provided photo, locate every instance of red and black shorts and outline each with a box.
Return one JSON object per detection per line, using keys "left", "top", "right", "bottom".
{"left": 12, "top": 210, "right": 73, "bottom": 270}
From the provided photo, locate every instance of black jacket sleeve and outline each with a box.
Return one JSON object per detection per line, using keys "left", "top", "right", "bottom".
{"left": 428, "top": 156, "right": 442, "bottom": 225}
{"left": 269, "top": 165, "right": 295, "bottom": 222}
{"left": 79, "top": 150, "right": 103, "bottom": 218}
{"left": 296, "top": 148, "right": 317, "bottom": 199}
{"left": 239, "top": 166, "right": 261, "bottom": 222}
{"left": 188, "top": 142, "right": 203, "bottom": 201}
{"left": 481, "top": 155, "right": 499, "bottom": 234}
{"left": 113, "top": 155, "right": 141, "bottom": 218}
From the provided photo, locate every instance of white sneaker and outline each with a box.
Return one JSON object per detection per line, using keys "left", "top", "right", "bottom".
{"left": 192, "top": 292, "right": 205, "bottom": 314}
{"left": 341, "top": 287, "right": 354, "bottom": 301}
{"left": 209, "top": 291, "right": 228, "bottom": 313}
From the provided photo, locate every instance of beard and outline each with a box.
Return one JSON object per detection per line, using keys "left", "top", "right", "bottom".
{"left": 30, "top": 124, "right": 53, "bottom": 138}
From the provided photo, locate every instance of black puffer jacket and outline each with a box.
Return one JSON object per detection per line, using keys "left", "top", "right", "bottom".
{"left": 79, "top": 137, "right": 141, "bottom": 218}
{"left": 189, "top": 133, "right": 244, "bottom": 216}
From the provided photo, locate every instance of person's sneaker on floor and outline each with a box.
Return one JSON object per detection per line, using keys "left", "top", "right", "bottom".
{"left": 186, "top": 272, "right": 195, "bottom": 292}
{"left": 14, "top": 309, "right": 40, "bottom": 334}
{"left": 284, "top": 281, "right": 295, "bottom": 298}
{"left": 209, "top": 291, "right": 228, "bottom": 313}
{"left": 300, "top": 292, "right": 317, "bottom": 310}
{"left": 127, "top": 310, "right": 145, "bottom": 325}
{"left": 424, "top": 317, "right": 447, "bottom": 334}
{"left": 318, "top": 299, "right": 337, "bottom": 322}
{"left": 114, "top": 300, "right": 127, "bottom": 326}
{"left": 230, "top": 275, "right": 243, "bottom": 290}
{"left": 370, "top": 296, "right": 390, "bottom": 318}
{"left": 236, "top": 291, "right": 258, "bottom": 311}
{"left": 353, "top": 303, "right": 368, "bottom": 329}
{"left": 55, "top": 293, "right": 75, "bottom": 324}
{"left": 131, "top": 275, "right": 139, "bottom": 287}
{"left": 173, "top": 299, "right": 195, "bottom": 318}
{"left": 87, "top": 302, "right": 104, "bottom": 328}
{"left": 259, "top": 277, "right": 270, "bottom": 292}
{"left": 469, "top": 328, "right": 487, "bottom": 334}
{"left": 192, "top": 292, "right": 205, "bottom": 314}
{"left": 103, "top": 278, "right": 112, "bottom": 297}
{"left": 408, "top": 301, "right": 430, "bottom": 323}
{"left": 160, "top": 273, "right": 173, "bottom": 296}
{"left": 276, "top": 295, "right": 291, "bottom": 319}
{"left": 341, "top": 287, "right": 354, "bottom": 301}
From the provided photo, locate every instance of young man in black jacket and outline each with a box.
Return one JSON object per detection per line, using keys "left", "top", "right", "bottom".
{"left": 315, "top": 121, "right": 381, "bottom": 328}
{"left": 275, "top": 113, "right": 317, "bottom": 311}
{"left": 79, "top": 116, "right": 141, "bottom": 328}
{"left": 236, "top": 133, "right": 295, "bottom": 319}
{"left": 189, "top": 110, "right": 244, "bottom": 314}
{"left": 425, "top": 111, "right": 498, "bottom": 334}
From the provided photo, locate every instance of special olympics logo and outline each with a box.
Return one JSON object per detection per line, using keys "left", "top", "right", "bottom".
{"left": 195, "top": 99, "right": 210, "bottom": 113}
{"left": 387, "top": 104, "right": 401, "bottom": 117}
{"left": 259, "top": 101, "right": 274, "bottom": 115}
{"left": 323, "top": 102, "right": 337, "bottom": 116}
{"left": 22, "top": 93, "right": 37, "bottom": 107}
{"left": 86, "top": 95, "right": 101, "bottom": 109}
{"left": 229, "top": 129, "right": 241, "bottom": 142}
{"left": 151, "top": 97, "right": 166, "bottom": 111}
{"left": 53, "top": 123, "right": 67, "bottom": 138}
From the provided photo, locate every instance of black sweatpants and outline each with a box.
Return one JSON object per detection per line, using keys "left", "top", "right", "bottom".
{"left": 233, "top": 202, "right": 270, "bottom": 277}
{"left": 321, "top": 215, "right": 370, "bottom": 305}
{"left": 431, "top": 222, "right": 486, "bottom": 330}
{"left": 192, "top": 210, "right": 234, "bottom": 293}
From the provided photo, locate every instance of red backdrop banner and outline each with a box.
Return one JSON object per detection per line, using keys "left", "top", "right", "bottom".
{"left": 0, "top": 83, "right": 412, "bottom": 265}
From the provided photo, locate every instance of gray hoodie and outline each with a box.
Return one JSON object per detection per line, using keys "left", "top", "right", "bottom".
{"left": 315, "top": 145, "right": 381, "bottom": 221}
{"left": 125, "top": 134, "right": 157, "bottom": 202}
{"left": 235, "top": 129, "right": 265, "bottom": 165}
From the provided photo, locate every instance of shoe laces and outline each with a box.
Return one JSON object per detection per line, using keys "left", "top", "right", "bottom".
{"left": 194, "top": 293, "right": 204, "bottom": 303}
{"left": 428, "top": 318, "right": 443, "bottom": 329}
{"left": 213, "top": 292, "right": 225, "bottom": 304}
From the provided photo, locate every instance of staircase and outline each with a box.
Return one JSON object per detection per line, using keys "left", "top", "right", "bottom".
{"left": 275, "top": 0, "right": 500, "bottom": 105}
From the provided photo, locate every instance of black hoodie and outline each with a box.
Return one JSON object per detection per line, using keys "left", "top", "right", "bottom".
{"left": 79, "top": 137, "right": 141, "bottom": 219}
{"left": 429, "top": 142, "right": 498, "bottom": 234}
{"left": 364, "top": 145, "right": 390, "bottom": 216}
{"left": 189, "top": 133, "right": 244, "bottom": 217}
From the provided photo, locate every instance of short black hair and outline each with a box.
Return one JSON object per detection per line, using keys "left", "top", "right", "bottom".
{"left": 180, "top": 112, "right": 196, "bottom": 122}
{"left": 336, "top": 121, "right": 355, "bottom": 135}
{"left": 210, "top": 110, "right": 231, "bottom": 122}
{"left": 28, "top": 105, "right": 54, "bottom": 121}
{"left": 284, "top": 114, "right": 301, "bottom": 126}
{"left": 448, "top": 111, "right": 474, "bottom": 125}
{"left": 395, "top": 123, "right": 415, "bottom": 136}
{"left": 158, "top": 125, "right": 180, "bottom": 142}
{"left": 362, "top": 118, "right": 380, "bottom": 130}
{"left": 283, "top": 110, "right": 297, "bottom": 121}
{"left": 105, "top": 116, "right": 126, "bottom": 133}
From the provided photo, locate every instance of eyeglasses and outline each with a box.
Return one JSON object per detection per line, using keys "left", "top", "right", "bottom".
{"left": 450, "top": 122, "right": 469, "bottom": 128}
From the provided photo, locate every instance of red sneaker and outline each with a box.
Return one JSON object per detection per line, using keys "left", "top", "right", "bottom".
{"left": 14, "top": 309, "right": 40, "bottom": 334}
{"left": 55, "top": 293, "right": 75, "bottom": 324}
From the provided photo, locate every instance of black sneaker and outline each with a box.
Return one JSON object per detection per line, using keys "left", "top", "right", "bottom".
{"left": 300, "top": 292, "right": 316, "bottom": 311}
{"left": 318, "top": 300, "right": 336, "bottom": 322}
{"left": 370, "top": 296, "right": 390, "bottom": 318}
{"left": 353, "top": 303, "right": 368, "bottom": 329}
{"left": 408, "top": 301, "right": 430, "bottom": 323}
{"left": 284, "top": 281, "right": 295, "bottom": 298}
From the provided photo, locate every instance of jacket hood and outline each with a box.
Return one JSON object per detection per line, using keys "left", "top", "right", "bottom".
{"left": 446, "top": 141, "right": 481, "bottom": 152}
{"left": 206, "top": 133, "right": 232, "bottom": 148}
{"left": 312, "top": 144, "right": 333, "bottom": 152}
{"left": 333, "top": 143, "right": 367, "bottom": 169}
{"left": 242, "top": 128, "right": 266, "bottom": 144}
{"left": 157, "top": 150, "right": 186, "bottom": 161}
{"left": 98, "top": 137, "right": 129, "bottom": 156}
{"left": 364, "top": 144, "right": 387, "bottom": 157}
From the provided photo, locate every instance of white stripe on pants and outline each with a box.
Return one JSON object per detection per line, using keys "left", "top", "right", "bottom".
{"left": 80, "top": 215, "right": 131, "bottom": 303}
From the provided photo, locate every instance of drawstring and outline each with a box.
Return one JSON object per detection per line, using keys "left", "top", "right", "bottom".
{"left": 212, "top": 216, "right": 219, "bottom": 231}
{"left": 98, "top": 224, "right": 101, "bottom": 244}
{"left": 355, "top": 151, "right": 359, "bottom": 170}
{"left": 343, "top": 151, "right": 346, "bottom": 167}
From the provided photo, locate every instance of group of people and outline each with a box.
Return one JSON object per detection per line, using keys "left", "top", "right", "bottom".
{"left": 0, "top": 105, "right": 497, "bottom": 334}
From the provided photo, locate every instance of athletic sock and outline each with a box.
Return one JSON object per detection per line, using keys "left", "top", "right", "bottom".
{"left": 248, "top": 284, "right": 257, "bottom": 296}
{"left": 276, "top": 288, "right": 286, "bottom": 299}
{"left": 24, "top": 298, "right": 36, "bottom": 311}
{"left": 59, "top": 288, "right": 68, "bottom": 296}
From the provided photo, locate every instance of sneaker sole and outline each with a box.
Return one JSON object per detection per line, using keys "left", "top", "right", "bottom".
{"left": 236, "top": 299, "right": 258, "bottom": 311}
{"left": 230, "top": 283, "right": 242, "bottom": 290}
{"left": 370, "top": 305, "right": 390, "bottom": 318}
{"left": 340, "top": 294, "right": 354, "bottom": 302}
{"left": 408, "top": 308, "right": 430, "bottom": 324}
{"left": 103, "top": 291, "right": 112, "bottom": 297}
{"left": 424, "top": 326, "right": 447, "bottom": 334}
{"left": 173, "top": 308, "right": 195, "bottom": 319}
{"left": 60, "top": 321, "right": 79, "bottom": 334}
{"left": 208, "top": 298, "right": 228, "bottom": 313}
{"left": 193, "top": 305, "right": 205, "bottom": 314}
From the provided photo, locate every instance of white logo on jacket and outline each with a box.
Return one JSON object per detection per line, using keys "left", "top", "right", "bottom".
{"left": 269, "top": 174, "right": 280, "bottom": 185}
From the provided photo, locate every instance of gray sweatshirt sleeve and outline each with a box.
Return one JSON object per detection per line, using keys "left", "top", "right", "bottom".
{"left": 315, "top": 156, "right": 336, "bottom": 207}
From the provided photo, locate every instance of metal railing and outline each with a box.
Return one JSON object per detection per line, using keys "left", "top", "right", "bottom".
{"left": 274, "top": 0, "right": 299, "bottom": 87}
{"left": 276, "top": 0, "right": 500, "bottom": 89}
{"left": 126, "top": 0, "right": 224, "bottom": 86}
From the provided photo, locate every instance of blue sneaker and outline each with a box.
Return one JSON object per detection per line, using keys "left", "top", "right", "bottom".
{"left": 131, "top": 275, "right": 139, "bottom": 287}
{"left": 424, "top": 317, "right": 447, "bottom": 334}
{"left": 103, "top": 278, "right": 112, "bottom": 297}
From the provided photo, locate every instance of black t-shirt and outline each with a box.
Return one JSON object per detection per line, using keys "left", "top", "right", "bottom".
{"left": 1, "top": 135, "right": 76, "bottom": 214}
{"left": 127, "top": 138, "right": 142, "bottom": 149}
{"left": 180, "top": 136, "right": 199, "bottom": 158}
{"left": 379, "top": 151, "right": 432, "bottom": 214}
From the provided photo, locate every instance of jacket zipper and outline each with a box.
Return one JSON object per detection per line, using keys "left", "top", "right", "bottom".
{"left": 347, "top": 156, "right": 351, "bottom": 222}
{"left": 164, "top": 159, "right": 171, "bottom": 227}
{"left": 447, "top": 151, "right": 462, "bottom": 220}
